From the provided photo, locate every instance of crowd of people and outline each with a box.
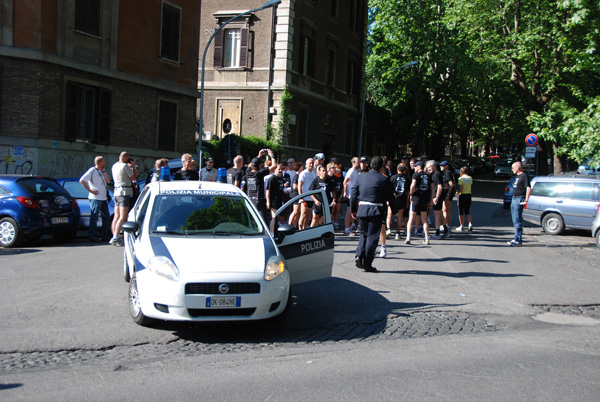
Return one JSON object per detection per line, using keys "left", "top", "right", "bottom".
{"left": 77, "top": 149, "right": 489, "bottom": 255}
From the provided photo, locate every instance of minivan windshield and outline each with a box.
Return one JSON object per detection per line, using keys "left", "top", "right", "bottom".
{"left": 150, "top": 193, "right": 264, "bottom": 236}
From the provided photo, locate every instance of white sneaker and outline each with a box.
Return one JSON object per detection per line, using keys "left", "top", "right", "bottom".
{"left": 385, "top": 229, "right": 392, "bottom": 238}
{"left": 456, "top": 226, "right": 464, "bottom": 232}
{"left": 379, "top": 246, "right": 387, "bottom": 258}
{"left": 394, "top": 233, "right": 400, "bottom": 240}
{"left": 423, "top": 237, "right": 430, "bottom": 245}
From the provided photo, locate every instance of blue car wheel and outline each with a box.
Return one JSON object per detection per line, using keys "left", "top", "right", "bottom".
{"left": 0, "top": 217, "right": 22, "bottom": 248}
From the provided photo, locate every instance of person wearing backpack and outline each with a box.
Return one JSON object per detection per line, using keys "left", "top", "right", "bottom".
{"left": 390, "top": 162, "right": 410, "bottom": 240}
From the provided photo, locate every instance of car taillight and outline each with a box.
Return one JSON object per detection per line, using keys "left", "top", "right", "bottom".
{"left": 73, "top": 199, "right": 79, "bottom": 209}
{"left": 16, "top": 196, "right": 41, "bottom": 209}
{"left": 504, "top": 186, "right": 510, "bottom": 192}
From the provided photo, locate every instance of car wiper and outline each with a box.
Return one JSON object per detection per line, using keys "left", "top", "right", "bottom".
{"left": 152, "top": 230, "right": 186, "bottom": 236}
{"left": 209, "top": 231, "right": 234, "bottom": 236}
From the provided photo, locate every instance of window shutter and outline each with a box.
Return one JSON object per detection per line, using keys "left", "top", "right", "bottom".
{"left": 97, "top": 89, "right": 111, "bottom": 144}
{"left": 213, "top": 29, "right": 224, "bottom": 67}
{"left": 239, "top": 28, "right": 249, "bottom": 68}
{"left": 65, "top": 83, "right": 77, "bottom": 142}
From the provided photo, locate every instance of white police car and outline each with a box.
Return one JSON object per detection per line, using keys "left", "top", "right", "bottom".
{"left": 122, "top": 180, "right": 334, "bottom": 326}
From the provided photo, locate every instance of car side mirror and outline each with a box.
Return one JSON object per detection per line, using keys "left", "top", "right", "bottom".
{"left": 274, "top": 223, "right": 296, "bottom": 244}
{"left": 122, "top": 221, "right": 139, "bottom": 233}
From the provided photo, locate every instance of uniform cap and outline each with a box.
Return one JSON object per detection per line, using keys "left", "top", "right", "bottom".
{"left": 439, "top": 161, "right": 449, "bottom": 166}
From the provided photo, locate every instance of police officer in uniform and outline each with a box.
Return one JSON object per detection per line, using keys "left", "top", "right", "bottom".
{"left": 350, "top": 156, "right": 397, "bottom": 272}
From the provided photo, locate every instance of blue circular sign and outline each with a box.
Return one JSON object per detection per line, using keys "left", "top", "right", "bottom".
{"left": 525, "top": 133, "right": 538, "bottom": 147}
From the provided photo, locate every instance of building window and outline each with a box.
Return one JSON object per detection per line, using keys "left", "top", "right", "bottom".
{"left": 345, "top": 120, "right": 354, "bottom": 155}
{"left": 214, "top": 28, "right": 249, "bottom": 68}
{"left": 297, "top": 108, "right": 308, "bottom": 148}
{"left": 327, "top": 49, "right": 336, "bottom": 86}
{"left": 347, "top": 60, "right": 360, "bottom": 96}
{"left": 350, "top": 0, "right": 361, "bottom": 32}
{"left": 224, "top": 29, "right": 241, "bottom": 67}
{"left": 75, "top": 0, "right": 100, "bottom": 36}
{"left": 65, "top": 82, "right": 111, "bottom": 144}
{"left": 161, "top": 2, "right": 181, "bottom": 62}
{"left": 158, "top": 100, "right": 178, "bottom": 151}
{"left": 299, "top": 35, "right": 315, "bottom": 77}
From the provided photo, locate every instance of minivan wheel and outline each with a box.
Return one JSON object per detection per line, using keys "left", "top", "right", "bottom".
{"left": 595, "top": 231, "right": 600, "bottom": 248}
{"left": 542, "top": 213, "right": 565, "bottom": 235}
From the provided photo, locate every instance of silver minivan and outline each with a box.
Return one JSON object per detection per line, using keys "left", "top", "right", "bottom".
{"left": 592, "top": 207, "right": 600, "bottom": 248}
{"left": 523, "top": 175, "right": 600, "bottom": 235}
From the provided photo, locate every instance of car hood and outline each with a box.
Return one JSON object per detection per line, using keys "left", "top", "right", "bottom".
{"left": 143, "top": 235, "right": 278, "bottom": 275}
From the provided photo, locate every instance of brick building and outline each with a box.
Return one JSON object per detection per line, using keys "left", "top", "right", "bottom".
{"left": 0, "top": 0, "right": 200, "bottom": 178}
{"left": 199, "top": 0, "right": 368, "bottom": 165}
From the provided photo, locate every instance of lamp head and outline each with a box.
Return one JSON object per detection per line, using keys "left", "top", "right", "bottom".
{"left": 260, "top": 0, "right": 282, "bottom": 10}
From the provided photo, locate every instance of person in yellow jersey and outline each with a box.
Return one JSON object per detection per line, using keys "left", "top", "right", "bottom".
{"left": 456, "top": 166, "right": 473, "bottom": 231}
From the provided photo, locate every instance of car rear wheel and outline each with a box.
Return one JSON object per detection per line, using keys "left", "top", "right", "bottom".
{"left": 595, "top": 231, "right": 600, "bottom": 249}
{"left": 542, "top": 213, "right": 565, "bottom": 235}
{"left": 129, "top": 275, "right": 153, "bottom": 326}
{"left": 0, "top": 217, "right": 22, "bottom": 248}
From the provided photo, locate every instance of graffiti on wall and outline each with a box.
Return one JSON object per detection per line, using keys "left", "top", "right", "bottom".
{"left": 0, "top": 145, "right": 153, "bottom": 180}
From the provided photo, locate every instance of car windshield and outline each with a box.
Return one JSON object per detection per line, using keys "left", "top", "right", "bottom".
{"left": 17, "top": 178, "right": 70, "bottom": 196}
{"left": 149, "top": 193, "right": 264, "bottom": 236}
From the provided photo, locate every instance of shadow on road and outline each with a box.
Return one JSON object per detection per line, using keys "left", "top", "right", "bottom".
{"left": 145, "top": 277, "right": 467, "bottom": 344}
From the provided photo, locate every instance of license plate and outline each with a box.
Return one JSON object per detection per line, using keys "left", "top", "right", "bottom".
{"left": 206, "top": 296, "right": 241, "bottom": 308}
{"left": 51, "top": 217, "right": 69, "bottom": 224}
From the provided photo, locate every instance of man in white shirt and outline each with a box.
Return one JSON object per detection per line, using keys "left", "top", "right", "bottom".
{"left": 110, "top": 151, "right": 137, "bottom": 246}
{"left": 343, "top": 157, "right": 360, "bottom": 235}
{"left": 298, "top": 158, "right": 316, "bottom": 230}
{"left": 79, "top": 156, "right": 111, "bottom": 242}
{"left": 200, "top": 157, "right": 218, "bottom": 182}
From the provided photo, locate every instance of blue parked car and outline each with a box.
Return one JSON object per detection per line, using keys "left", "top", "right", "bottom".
{"left": 0, "top": 175, "right": 80, "bottom": 247}
{"left": 503, "top": 176, "right": 517, "bottom": 209}
{"left": 56, "top": 178, "right": 114, "bottom": 230}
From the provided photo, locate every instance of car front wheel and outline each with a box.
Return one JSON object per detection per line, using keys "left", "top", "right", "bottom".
{"left": 542, "top": 213, "right": 565, "bottom": 235}
{"left": 0, "top": 217, "right": 22, "bottom": 248}
{"left": 129, "top": 275, "right": 153, "bottom": 326}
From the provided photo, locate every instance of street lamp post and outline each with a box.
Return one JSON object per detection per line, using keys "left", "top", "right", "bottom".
{"left": 197, "top": 0, "right": 282, "bottom": 173}
{"left": 358, "top": 61, "right": 417, "bottom": 157}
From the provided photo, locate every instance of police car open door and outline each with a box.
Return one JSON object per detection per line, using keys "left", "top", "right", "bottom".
{"left": 274, "top": 189, "right": 334, "bottom": 285}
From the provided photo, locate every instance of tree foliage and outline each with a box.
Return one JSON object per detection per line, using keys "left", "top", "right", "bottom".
{"left": 367, "top": 0, "right": 600, "bottom": 171}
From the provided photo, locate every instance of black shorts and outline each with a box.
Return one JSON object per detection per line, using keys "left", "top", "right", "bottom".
{"left": 432, "top": 197, "right": 443, "bottom": 211}
{"left": 458, "top": 194, "right": 472, "bottom": 215}
{"left": 411, "top": 196, "right": 429, "bottom": 213}
{"left": 395, "top": 195, "right": 408, "bottom": 211}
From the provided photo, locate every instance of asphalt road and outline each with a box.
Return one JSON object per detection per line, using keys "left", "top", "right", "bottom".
{"left": 1, "top": 173, "right": 599, "bottom": 401}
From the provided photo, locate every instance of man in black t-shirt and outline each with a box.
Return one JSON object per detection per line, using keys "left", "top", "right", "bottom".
{"left": 227, "top": 155, "right": 244, "bottom": 187}
{"left": 309, "top": 165, "right": 337, "bottom": 227}
{"left": 390, "top": 163, "right": 410, "bottom": 238}
{"left": 405, "top": 161, "right": 433, "bottom": 244}
{"left": 429, "top": 161, "right": 445, "bottom": 239}
{"left": 508, "top": 161, "right": 531, "bottom": 246}
{"left": 266, "top": 162, "right": 286, "bottom": 232}
{"left": 440, "top": 161, "right": 454, "bottom": 236}
{"left": 245, "top": 149, "right": 276, "bottom": 221}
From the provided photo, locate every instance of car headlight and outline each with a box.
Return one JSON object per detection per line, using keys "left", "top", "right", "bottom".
{"left": 264, "top": 256, "right": 285, "bottom": 281}
{"left": 147, "top": 256, "right": 180, "bottom": 281}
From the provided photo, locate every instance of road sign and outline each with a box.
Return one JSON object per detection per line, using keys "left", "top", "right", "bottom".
{"left": 525, "top": 146, "right": 537, "bottom": 158}
{"left": 525, "top": 133, "right": 538, "bottom": 147}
